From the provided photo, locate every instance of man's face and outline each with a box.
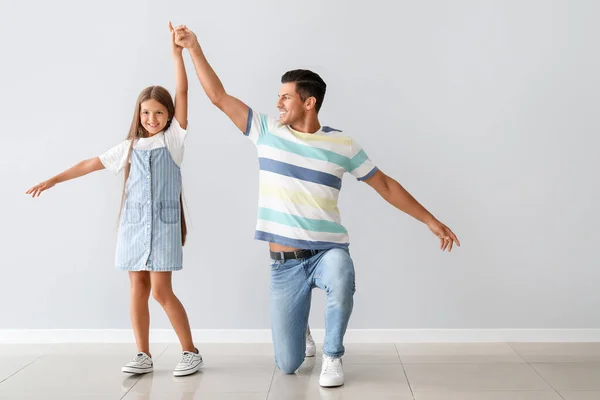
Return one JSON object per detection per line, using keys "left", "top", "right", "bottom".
{"left": 276, "top": 82, "right": 307, "bottom": 126}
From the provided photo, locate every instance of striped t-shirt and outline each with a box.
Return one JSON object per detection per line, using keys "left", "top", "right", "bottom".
{"left": 245, "top": 108, "right": 378, "bottom": 250}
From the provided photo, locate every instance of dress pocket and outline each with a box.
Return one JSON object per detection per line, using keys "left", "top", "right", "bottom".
{"left": 159, "top": 200, "right": 180, "bottom": 224}
{"left": 124, "top": 202, "right": 142, "bottom": 224}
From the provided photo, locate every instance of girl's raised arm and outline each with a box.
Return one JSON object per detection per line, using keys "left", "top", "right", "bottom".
{"left": 170, "top": 21, "right": 188, "bottom": 129}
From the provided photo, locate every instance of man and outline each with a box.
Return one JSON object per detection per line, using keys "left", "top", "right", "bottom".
{"left": 173, "top": 25, "right": 460, "bottom": 387}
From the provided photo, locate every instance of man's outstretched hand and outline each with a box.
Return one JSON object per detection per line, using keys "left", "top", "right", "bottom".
{"left": 426, "top": 218, "right": 460, "bottom": 252}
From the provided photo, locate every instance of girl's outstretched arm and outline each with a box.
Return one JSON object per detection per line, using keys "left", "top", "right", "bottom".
{"left": 26, "top": 157, "right": 105, "bottom": 198}
{"left": 170, "top": 21, "right": 188, "bottom": 129}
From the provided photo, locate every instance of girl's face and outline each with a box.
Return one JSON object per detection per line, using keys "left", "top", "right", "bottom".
{"left": 140, "top": 99, "right": 169, "bottom": 136}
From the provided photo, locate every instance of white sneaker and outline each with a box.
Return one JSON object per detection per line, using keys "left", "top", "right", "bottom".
{"left": 173, "top": 348, "right": 203, "bottom": 377}
{"left": 305, "top": 328, "right": 316, "bottom": 357}
{"left": 319, "top": 355, "right": 344, "bottom": 387}
{"left": 122, "top": 352, "right": 153, "bottom": 374}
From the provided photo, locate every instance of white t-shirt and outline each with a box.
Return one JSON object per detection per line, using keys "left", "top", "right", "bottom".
{"left": 100, "top": 118, "right": 187, "bottom": 173}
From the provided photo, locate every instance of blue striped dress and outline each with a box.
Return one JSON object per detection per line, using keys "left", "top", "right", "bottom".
{"left": 100, "top": 119, "right": 187, "bottom": 271}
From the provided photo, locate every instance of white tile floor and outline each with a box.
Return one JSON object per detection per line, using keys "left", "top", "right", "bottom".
{"left": 1, "top": 342, "right": 600, "bottom": 399}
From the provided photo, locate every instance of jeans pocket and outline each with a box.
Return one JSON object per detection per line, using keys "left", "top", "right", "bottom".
{"left": 124, "top": 202, "right": 142, "bottom": 224}
{"left": 269, "top": 259, "right": 303, "bottom": 273}
{"left": 270, "top": 260, "right": 283, "bottom": 270}
{"left": 159, "top": 200, "right": 180, "bottom": 224}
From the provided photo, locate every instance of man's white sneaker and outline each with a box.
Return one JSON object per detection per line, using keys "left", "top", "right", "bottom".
{"left": 305, "top": 331, "right": 316, "bottom": 357}
{"left": 122, "top": 352, "right": 153, "bottom": 374}
{"left": 173, "top": 348, "right": 203, "bottom": 377}
{"left": 319, "top": 355, "right": 344, "bottom": 387}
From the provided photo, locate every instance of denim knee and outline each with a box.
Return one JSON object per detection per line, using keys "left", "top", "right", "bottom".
{"left": 276, "top": 354, "right": 304, "bottom": 374}
{"left": 321, "top": 249, "right": 355, "bottom": 295}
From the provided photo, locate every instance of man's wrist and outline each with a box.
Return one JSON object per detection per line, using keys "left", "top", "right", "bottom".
{"left": 421, "top": 213, "right": 437, "bottom": 225}
{"left": 188, "top": 41, "right": 202, "bottom": 55}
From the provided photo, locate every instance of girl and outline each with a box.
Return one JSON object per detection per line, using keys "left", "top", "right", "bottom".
{"left": 26, "top": 23, "right": 203, "bottom": 377}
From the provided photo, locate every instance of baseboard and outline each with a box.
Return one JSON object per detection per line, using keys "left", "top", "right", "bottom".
{"left": 1, "top": 329, "right": 600, "bottom": 343}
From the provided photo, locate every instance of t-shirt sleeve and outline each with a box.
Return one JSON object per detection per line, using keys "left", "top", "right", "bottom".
{"left": 244, "top": 108, "right": 278, "bottom": 145}
{"left": 99, "top": 140, "right": 130, "bottom": 174}
{"left": 163, "top": 117, "right": 188, "bottom": 166}
{"left": 347, "top": 137, "right": 379, "bottom": 181}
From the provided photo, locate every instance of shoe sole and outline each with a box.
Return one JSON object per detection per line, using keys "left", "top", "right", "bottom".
{"left": 173, "top": 360, "right": 204, "bottom": 377}
{"left": 122, "top": 366, "right": 153, "bottom": 374}
{"left": 319, "top": 379, "right": 344, "bottom": 388}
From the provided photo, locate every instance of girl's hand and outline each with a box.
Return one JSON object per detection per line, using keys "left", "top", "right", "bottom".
{"left": 169, "top": 21, "right": 183, "bottom": 54}
{"left": 170, "top": 23, "right": 198, "bottom": 50}
{"left": 26, "top": 179, "right": 56, "bottom": 198}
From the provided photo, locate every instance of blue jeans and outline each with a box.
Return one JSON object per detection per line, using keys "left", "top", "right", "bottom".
{"left": 270, "top": 248, "right": 356, "bottom": 374}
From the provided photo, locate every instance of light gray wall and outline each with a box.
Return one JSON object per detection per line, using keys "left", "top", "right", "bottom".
{"left": 2, "top": 0, "right": 598, "bottom": 330}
